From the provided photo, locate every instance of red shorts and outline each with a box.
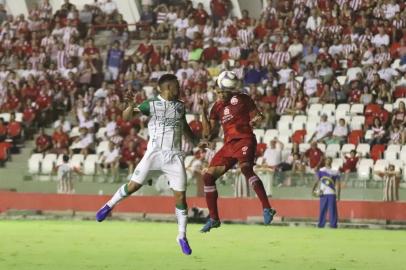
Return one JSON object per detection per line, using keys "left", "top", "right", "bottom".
{"left": 209, "top": 137, "right": 257, "bottom": 170}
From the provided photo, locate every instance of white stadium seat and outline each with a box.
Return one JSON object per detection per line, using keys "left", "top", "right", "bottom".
{"left": 70, "top": 154, "right": 85, "bottom": 169}
{"left": 325, "top": 144, "right": 341, "bottom": 158}
{"left": 350, "top": 116, "right": 365, "bottom": 130}
{"left": 317, "top": 143, "right": 326, "bottom": 152}
{"left": 299, "top": 143, "right": 310, "bottom": 152}
{"left": 277, "top": 115, "right": 293, "bottom": 132}
{"left": 295, "top": 76, "right": 304, "bottom": 83}
{"left": 350, "top": 104, "right": 364, "bottom": 115}
{"left": 96, "top": 127, "right": 107, "bottom": 140}
{"left": 357, "top": 159, "right": 374, "bottom": 180}
{"left": 336, "top": 75, "right": 347, "bottom": 85}
{"left": 306, "top": 117, "right": 319, "bottom": 136}
{"left": 263, "top": 129, "right": 279, "bottom": 144}
{"left": 400, "top": 147, "right": 406, "bottom": 162}
{"left": 364, "top": 130, "right": 373, "bottom": 141}
{"left": 278, "top": 130, "right": 292, "bottom": 144}
{"left": 28, "top": 154, "right": 43, "bottom": 174}
{"left": 0, "top": 113, "right": 10, "bottom": 122}
{"left": 292, "top": 115, "right": 307, "bottom": 132}
{"left": 321, "top": 103, "right": 336, "bottom": 116}
{"left": 69, "top": 126, "right": 80, "bottom": 138}
{"left": 341, "top": 144, "right": 356, "bottom": 154}
{"left": 383, "top": 103, "right": 393, "bottom": 113}
{"left": 332, "top": 158, "right": 343, "bottom": 171}
{"left": 390, "top": 160, "right": 403, "bottom": 172}
{"left": 385, "top": 145, "right": 401, "bottom": 161}
{"left": 356, "top": 144, "right": 370, "bottom": 158}
{"left": 307, "top": 104, "right": 322, "bottom": 117}
{"left": 96, "top": 141, "right": 110, "bottom": 155}
{"left": 41, "top": 154, "right": 57, "bottom": 174}
{"left": 253, "top": 129, "right": 265, "bottom": 142}
{"left": 394, "top": 98, "right": 406, "bottom": 109}
{"left": 335, "top": 104, "right": 350, "bottom": 117}
{"left": 373, "top": 160, "right": 389, "bottom": 180}
{"left": 83, "top": 154, "right": 99, "bottom": 175}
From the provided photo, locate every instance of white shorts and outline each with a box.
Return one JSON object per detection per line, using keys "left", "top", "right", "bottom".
{"left": 130, "top": 149, "right": 187, "bottom": 192}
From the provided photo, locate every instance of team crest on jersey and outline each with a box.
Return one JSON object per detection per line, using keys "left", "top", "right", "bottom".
{"left": 176, "top": 106, "right": 183, "bottom": 114}
{"left": 242, "top": 146, "right": 248, "bottom": 155}
{"left": 230, "top": 96, "right": 238, "bottom": 105}
{"left": 224, "top": 107, "right": 230, "bottom": 115}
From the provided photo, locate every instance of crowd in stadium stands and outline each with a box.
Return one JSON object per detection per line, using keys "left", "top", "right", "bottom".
{"left": 0, "top": 0, "right": 405, "bottom": 187}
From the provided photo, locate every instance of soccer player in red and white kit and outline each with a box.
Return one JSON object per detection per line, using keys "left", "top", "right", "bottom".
{"left": 200, "top": 71, "right": 277, "bottom": 232}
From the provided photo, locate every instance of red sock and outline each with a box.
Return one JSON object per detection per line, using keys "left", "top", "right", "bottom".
{"left": 250, "top": 176, "right": 271, "bottom": 209}
{"left": 241, "top": 166, "right": 271, "bottom": 209}
{"left": 203, "top": 173, "right": 219, "bottom": 220}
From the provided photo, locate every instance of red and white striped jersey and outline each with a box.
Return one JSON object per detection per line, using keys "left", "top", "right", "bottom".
{"left": 342, "top": 43, "right": 357, "bottom": 58}
{"left": 56, "top": 50, "right": 68, "bottom": 70}
{"left": 374, "top": 52, "right": 391, "bottom": 65}
{"left": 393, "top": 19, "right": 405, "bottom": 30}
{"left": 229, "top": 46, "right": 241, "bottom": 60}
{"left": 237, "top": 29, "right": 254, "bottom": 47}
{"left": 276, "top": 96, "right": 292, "bottom": 115}
{"left": 259, "top": 52, "right": 273, "bottom": 67}
{"left": 349, "top": 0, "right": 362, "bottom": 11}
{"left": 358, "top": 33, "right": 372, "bottom": 45}
{"left": 272, "top": 51, "right": 291, "bottom": 69}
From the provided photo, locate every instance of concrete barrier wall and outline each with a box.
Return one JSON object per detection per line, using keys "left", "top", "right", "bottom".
{"left": 1, "top": 192, "right": 406, "bottom": 221}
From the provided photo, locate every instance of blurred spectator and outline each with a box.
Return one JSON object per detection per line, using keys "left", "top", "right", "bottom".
{"left": 98, "top": 141, "right": 120, "bottom": 182}
{"left": 303, "top": 141, "right": 324, "bottom": 172}
{"left": 369, "top": 117, "right": 387, "bottom": 146}
{"left": 34, "top": 127, "right": 52, "bottom": 154}
{"left": 308, "top": 114, "right": 333, "bottom": 144}
{"left": 374, "top": 164, "right": 400, "bottom": 201}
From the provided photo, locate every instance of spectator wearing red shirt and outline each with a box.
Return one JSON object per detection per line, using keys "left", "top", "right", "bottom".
{"left": 304, "top": 142, "right": 324, "bottom": 172}
{"left": 202, "top": 40, "right": 219, "bottom": 63}
{"left": 348, "top": 81, "right": 363, "bottom": 104}
{"left": 7, "top": 113, "right": 22, "bottom": 143}
{"left": 34, "top": 127, "right": 52, "bottom": 153}
{"left": 51, "top": 125, "right": 69, "bottom": 154}
{"left": 210, "top": 0, "right": 229, "bottom": 26}
{"left": 194, "top": 3, "right": 209, "bottom": 26}
{"left": 340, "top": 150, "right": 359, "bottom": 182}
{"left": 120, "top": 140, "right": 140, "bottom": 178}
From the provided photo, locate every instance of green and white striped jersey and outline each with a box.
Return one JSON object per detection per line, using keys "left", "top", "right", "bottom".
{"left": 138, "top": 95, "right": 185, "bottom": 151}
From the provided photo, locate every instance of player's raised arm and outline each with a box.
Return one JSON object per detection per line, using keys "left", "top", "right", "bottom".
{"left": 122, "top": 91, "right": 149, "bottom": 121}
{"left": 200, "top": 99, "right": 219, "bottom": 140}
{"left": 247, "top": 96, "right": 264, "bottom": 127}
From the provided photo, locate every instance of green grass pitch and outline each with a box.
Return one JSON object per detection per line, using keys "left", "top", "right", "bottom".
{"left": 0, "top": 220, "right": 405, "bottom": 270}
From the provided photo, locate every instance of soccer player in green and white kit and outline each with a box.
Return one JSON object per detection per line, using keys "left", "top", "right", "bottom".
{"left": 96, "top": 74, "right": 198, "bottom": 255}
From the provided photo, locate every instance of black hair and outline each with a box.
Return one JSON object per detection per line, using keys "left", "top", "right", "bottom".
{"left": 158, "top": 73, "right": 178, "bottom": 86}
{"left": 63, "top": 155, "right": 69, "bottom": 162}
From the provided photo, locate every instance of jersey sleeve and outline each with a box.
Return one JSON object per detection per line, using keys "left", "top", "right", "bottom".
{"left": 137, "top": 100, "right": 150, "bottom": 116}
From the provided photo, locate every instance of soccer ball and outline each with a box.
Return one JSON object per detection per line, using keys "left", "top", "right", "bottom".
{"left": 217, "top": 71, "right": 238, "bottom": 90}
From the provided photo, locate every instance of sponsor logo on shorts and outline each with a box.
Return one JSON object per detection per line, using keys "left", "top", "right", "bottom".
{"left": 134, "top": 170, "right": 140, "bottom": 175}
